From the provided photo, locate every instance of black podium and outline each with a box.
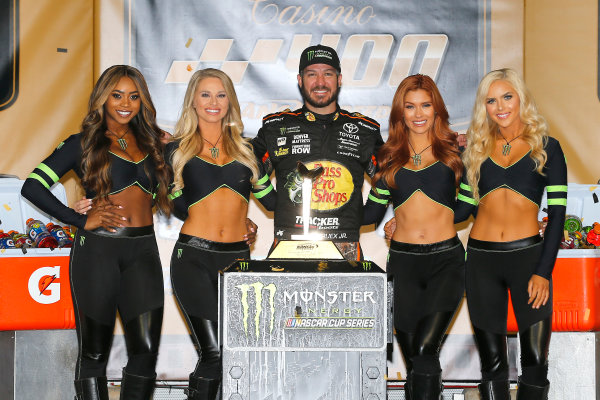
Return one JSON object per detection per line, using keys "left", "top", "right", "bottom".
{"left": 219, "top": 259, "right": 391, "bottom": 400}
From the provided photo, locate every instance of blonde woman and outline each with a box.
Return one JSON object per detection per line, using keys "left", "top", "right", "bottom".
{"left": 166, "top": 68, "right": 275, "bottom": 400}
{"left": 457, "top": 68, "right": 566, "bottom": 400}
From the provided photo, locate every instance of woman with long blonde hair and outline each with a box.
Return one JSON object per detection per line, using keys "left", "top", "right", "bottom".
{"left": 457, "top": 68, "right": 567, "bottom": 400}
{"left": 363, "top": 74, "right": 464, "bottom": 400}
{"left": 166, "top": 68, "right": 275, "bottom": 400}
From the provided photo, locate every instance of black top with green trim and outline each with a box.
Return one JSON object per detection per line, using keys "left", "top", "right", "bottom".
{"left": 455, "top": 136, "right": 568, "bottom": 278}
{"left": 165, "top": 141, "right": 276, "bottom": 220}
{"left": 21, "top": 132, "right": 158, "bottom": 229}
{"left": 363, "top": 161, "right": 457, "bottom": 225}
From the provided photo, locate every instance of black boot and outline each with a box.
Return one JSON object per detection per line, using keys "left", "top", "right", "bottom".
{"left": 74, "top": 376, "right": 109, "bottom": 400}
{"left": 478, "top": 380, "right": 510, "bottom": 400}
{"left": 186, "top": 373, "right": 221, "bottom": 400}
{"left": 119, "top": 369, "right": 156, "bottom": 400}
{"left": 516, "top": 377, "right": 549, "bottom": 400}
{"left": 411, "top": 371, "right": 442, "bottom": 400}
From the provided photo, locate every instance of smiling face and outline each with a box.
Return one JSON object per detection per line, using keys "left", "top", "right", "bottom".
{"left": 485, "top": 79, "right": 523, "bottom": 132}
{"left": 104, "top": 76, "right": 141, "bottom": 129}
{"left": 298, "top": 63, "right": 342, "bottom": 114}
{"left": 193, "top": 76, "right": 229, "bottom": 127}
{"left": 403, "top": 89, "right": 435, "bottom": 137}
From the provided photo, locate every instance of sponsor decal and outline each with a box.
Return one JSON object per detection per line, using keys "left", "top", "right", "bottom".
{"left": 28, "top": 266, "right": 61, "bottom": 304}
{"left": 265, "top": 116, "right": 284, "bottom": 124}
{"left": 291, "top": 133, "right": 310, "bottom": 144}
{"left": 286, "top": 317, "right": 375, "bottom": 329}
{"left": 311, "top": 161, "right": 353, "bottom": 210}
{"left": 177, "top": 248, "right": 183, "bottom": 258}
{"left": 274, "top": 147, "right": 289, "bottom": 157}
{"left": 236, "top": 281, "right": 277, "bottom": 338}
{"left": 277, "top": 136, "right": 287, "bottom": 146}
{"left": 343, "top": 123, "right": 359, "bottom": 134}
{"left": 294, "top": 216, "right": 340, "bottom": 230}
{"left": 239, "top": 261, "right": 249, "bottom": 271}
{"left": 283, "top": 288, "right": 376, "bottom": 330}
{"left": 291, "top": 144, "right": 310, "bottom": 154}
{"left": 79, "top": 236, "right": 85, "bottom": 246}
{"left": 305, "top": 111, "right": 316, "bottom": 121}
{"left": 337, "top": 150, "right": 360, "bottom": 159}
{"left": 357, "top": 120, "right": 378, "bottom": 131}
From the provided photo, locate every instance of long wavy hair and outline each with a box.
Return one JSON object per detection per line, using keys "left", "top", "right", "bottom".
{"left": 79, "top": 65, "right": 171, "bottom": 214}
{"left": 463, "top": 68, "right": 548, "bottom": 201}
{"left": 171, "top": 68, "right": 259, "bottom": 192}
{"left": 374, "top": 74, "right": 462, "bottom": 188}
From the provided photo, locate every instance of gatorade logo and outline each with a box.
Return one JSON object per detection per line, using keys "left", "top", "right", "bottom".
{"left": 28, "top": 266, "right": 61, "bottom": 304}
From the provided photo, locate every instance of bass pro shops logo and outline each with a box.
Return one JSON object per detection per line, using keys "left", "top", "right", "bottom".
{"left": 236, "top": 281, "right": 277, "bottom": 338}
{"left": 28, "top": 266, "right": 61, "bottom": 304}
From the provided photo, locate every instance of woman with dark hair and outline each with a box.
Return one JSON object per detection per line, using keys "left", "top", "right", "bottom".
{"left": 363, "top": 74, "right": 465, "bottom": 400}
{"left": 458, "top": 68, "right": 566, "bottom": 400}
{"left": 21, "top": 65, "right": 171, "bottom": 400}
{"left": 166, "top": 68, "right": 275, "bottom": 400}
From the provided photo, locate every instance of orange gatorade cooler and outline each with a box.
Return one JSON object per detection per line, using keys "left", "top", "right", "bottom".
{"left": 0, "top": 177, "right": 75, "bottom": 330}
{"left": 507, "top": 249, "right": 600, "bottom": 332}
{"left": 0, "top": 250, "right": 75, "bottom": 330}
{"left": 508, "top": 183, "right": 600, "bottom": 332}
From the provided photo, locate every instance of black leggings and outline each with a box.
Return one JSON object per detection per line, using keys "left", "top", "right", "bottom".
{"left": 388, "top": 236, "right": 465, "bottom": 375}
{"left": 70, "top": 226, "right": 164, "bottom": 380}
{"left": 170, "top": 234, "right": 249, "bottom": 378}
{"left": 466, "top": 235, "right": 552, "bottom": 385}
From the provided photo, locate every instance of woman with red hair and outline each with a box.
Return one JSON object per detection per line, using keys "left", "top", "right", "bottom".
{"left": 364, "top": 74, "right": 464, "bottom": 400}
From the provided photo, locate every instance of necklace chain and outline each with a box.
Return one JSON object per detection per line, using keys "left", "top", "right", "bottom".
{"left": 497, "top": 131, "right": 522, "bottom": 156}
{"left": 408, "top": 141, "right": 432, "bottom": 167}
{"left": 107, "top": 129, "right": 130, "bottom": 151}
{"left": 203, "top": 134, "right": 223, "bottom": 159}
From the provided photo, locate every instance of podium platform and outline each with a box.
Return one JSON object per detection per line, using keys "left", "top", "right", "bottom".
{"left": 220, "top": 259, "right": 391, "bottom": 400}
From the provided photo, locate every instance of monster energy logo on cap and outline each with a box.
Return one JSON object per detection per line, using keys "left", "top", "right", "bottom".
{"left": 299, "top": 44, "right": 341, "bottom": 73}
{"left": 236, "top": 281, "right": 277, "bottom": 338}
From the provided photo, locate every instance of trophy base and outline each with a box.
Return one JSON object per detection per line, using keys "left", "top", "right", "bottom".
{"left": 267, "top": 239, "right": 344, "bottom": 260}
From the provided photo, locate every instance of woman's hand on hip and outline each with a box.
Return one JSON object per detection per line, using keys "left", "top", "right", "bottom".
{"left": 527, "top": 274, "right": 550, "bottom": 309}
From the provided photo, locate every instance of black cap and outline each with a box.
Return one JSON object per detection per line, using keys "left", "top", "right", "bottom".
{"left": 298, "top": 45, "right": 341, "bottom": 73}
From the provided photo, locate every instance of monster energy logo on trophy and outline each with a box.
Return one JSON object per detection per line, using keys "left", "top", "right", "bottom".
{"left": 236, "top": 281, "right": 277, "bottom": 338}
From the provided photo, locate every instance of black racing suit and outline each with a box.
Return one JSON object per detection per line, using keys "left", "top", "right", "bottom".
{"left": 252, "top": 105, "right": 383, "bottom": 247}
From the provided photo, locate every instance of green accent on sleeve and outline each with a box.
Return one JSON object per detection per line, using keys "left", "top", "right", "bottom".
{"left": 459, "top": 182, "right": 472, "bottom": 192}
{"left": 28, "top": 173, "right": 50, "bottom": 189}
{"left": 56, "top": 142, "right": 64, "bottom": 150}
{"left": 375, "top": 188, "right": 390, "bottom": 196}
{"left": 457, "top": 193, "right": 478, "bottom": 205}
{"left": 546, "top": 185, "right": 568, "bottom": 192}
{"left": 168, "top": 190, "right": 182, "bottom": 200}
{"left": 368, "top": 193, "right": 388, "bottom": 205}
{"left": 254, "top": 184, "right": 274, "bottom": 199}
{"left": 37, "top": 163, "right": 60, "bottom": 184}
{"left": 564, "top": 154, "right": 567, "bottom": 164}
{"left": 256, "top": 174, "right": 270, "bottom": 185}
{"left": 152, "top": 193, "right": 157, "bottom": 199}
{"left": 547, "top": 198, "right": 567, "bottom": 206}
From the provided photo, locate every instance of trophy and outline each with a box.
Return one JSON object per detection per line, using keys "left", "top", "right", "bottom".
{"left": 268, "top": 162, "right": 344, "bottom": 259}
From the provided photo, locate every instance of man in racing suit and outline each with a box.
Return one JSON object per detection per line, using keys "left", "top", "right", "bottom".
{"left": 252, "top": 44, "right": 384, "bottom": 260}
